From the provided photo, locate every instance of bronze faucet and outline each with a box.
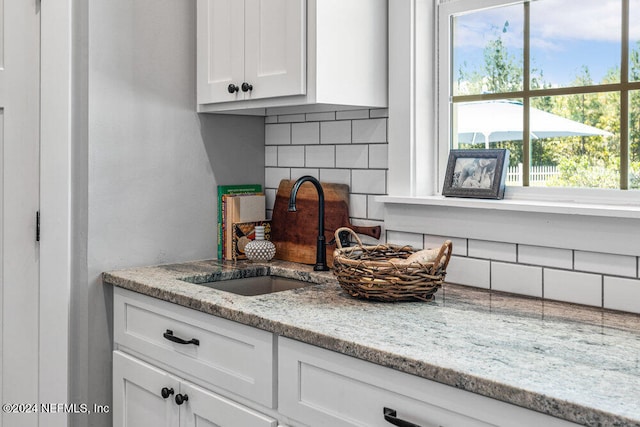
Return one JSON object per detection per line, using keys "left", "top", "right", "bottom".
{"left": 288, "top": 176, "right": 329, "bottom": 271}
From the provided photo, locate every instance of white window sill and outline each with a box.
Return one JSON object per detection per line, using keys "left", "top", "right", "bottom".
{"left": 377, "top": 194, "right": 640, "bottom": 220}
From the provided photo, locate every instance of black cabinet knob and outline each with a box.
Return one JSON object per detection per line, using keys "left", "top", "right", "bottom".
{"left": 160, "top": 387, "right": 174, "bottom": 399}
{"left": 241, "top": 82, "right": 253, "bottom": 92}
{"left": 227, "top": 84, "right": 239, "bottom": 93}
{"left": 175, "top": 393, "right": 189, "bottom": 405}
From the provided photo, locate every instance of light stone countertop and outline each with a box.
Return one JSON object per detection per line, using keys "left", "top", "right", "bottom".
{"left": 103, "top": 259, "right": 640, "bottom": 427}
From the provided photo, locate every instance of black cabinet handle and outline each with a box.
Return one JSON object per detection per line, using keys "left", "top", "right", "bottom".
{"left": 228, "top": 84, "right": 239, "bottom": 93}
{"left": 241, "top": 82, "right": 253, "bottom": 92}
{"left": 383, "top": 407, "right": 423, "bottom": 427}
{"left": 161, "top": 387, "right": 174, "bottom": 399}
{"left": 163, "top": 329, "right": 200, "bottom": 346}
{"left": 175, "top": 393, "right": 189, "bottom": 405}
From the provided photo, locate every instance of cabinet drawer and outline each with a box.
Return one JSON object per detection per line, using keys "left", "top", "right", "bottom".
{"left": 278, "top": 338, "right": 579, "bottom": 427}
{"left": 114, "top": 288, "right": 274, "bottom": 408}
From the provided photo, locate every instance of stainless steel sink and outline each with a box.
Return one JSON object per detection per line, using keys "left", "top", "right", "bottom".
{"left": 195, "top": 275, "right": 312, "bottom": 296}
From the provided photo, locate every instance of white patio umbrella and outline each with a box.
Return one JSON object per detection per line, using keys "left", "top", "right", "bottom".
{"left": 455, "top": 100, "right": 613, "bottom": 148}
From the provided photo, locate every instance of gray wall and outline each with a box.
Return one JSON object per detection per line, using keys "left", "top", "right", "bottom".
{"left": 71, "top": 1, "right": 265, "bottom": 425}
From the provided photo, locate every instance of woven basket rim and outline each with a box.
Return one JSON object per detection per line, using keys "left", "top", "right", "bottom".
{"left": 331, "top": 227, "right": 453, "bottom": 302}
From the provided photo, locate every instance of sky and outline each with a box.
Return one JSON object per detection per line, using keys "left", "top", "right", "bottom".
{"left": 453, "top": 0, "right": 640, "bottom": 88}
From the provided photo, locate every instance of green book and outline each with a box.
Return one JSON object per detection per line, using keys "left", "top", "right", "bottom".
{"left": 217, "top": 184, "right": 262, "bottom": 260}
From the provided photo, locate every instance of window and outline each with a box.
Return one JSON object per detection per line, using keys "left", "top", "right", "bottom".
{"left": 439, "top": 0, "right": 640, "bottom": 190}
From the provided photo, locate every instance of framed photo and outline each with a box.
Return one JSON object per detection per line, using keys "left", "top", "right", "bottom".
{"left": 442, "top": 149, "right": 510, "bottom": 199}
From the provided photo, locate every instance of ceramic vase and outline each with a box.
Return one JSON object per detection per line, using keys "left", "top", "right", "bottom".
{"left": 244, "top": 226, "right": 276, "bottom": 262}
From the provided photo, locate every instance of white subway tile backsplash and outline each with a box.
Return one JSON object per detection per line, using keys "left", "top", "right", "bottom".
{"left": 265, "top": 146, "right": 277, "bottom": 167}
{"left": 353, "top": 118, "right": 387, "bottom": 143}
{"left": 292, "top": 122, "right": 320, "bottom": 145}
{"left": 544, "top": 269, "right": 602, "bottom": 307}
{"left": 349, "top": 194, "right": 367, "bottom": 219}
{"left": 369, "top": 108, "right": 389, "bottom": 118}
{"left": 387, "top": 230, "right": 424, "bottom": 249}
{"left": 278, "top": 145, "right": 305, "bottom": 167}
{"left": 278, "top": 114, "right": 305, "bottom": 123}
{"left": 492, "top": 262, "right": 543, "bottom": 298}
{"left": 262, "top": 110, "right": 640, "bottom": 314}
{"left": 319, "top": 169, "right": 350, "bottom": 186}
{"left": 336, "top": 145, "right": 368, "bottom": 169}
{"left": 351, "top": 169, "right": 385, "bottom": 194}
{"left": 468, "top": 240, "right": 516, "bottom": 262}
{"left": 265, "top": 123, "right": 290, "bottom": 145}
{"left": 446, "top": 256, "right": 491, "bottom": 289}
{"left": 305, "top": 145, "right": 335, "bottom": 168}
{"left": 265, "top": 167, "right": 290, "bottom": 189}
{"left": 518, "top": 245, "right": 572, "bottom": 269}
{"left": 603, "top": 277, "right": 640, "bottom": 314}
{"left": 367, "top": 195, "right": 384, "bottom": 221}
{"left": 321, "top": 121, "right": 351, "bottom": 144}
{"left": 574, "top": 251, "right": 637, "bottom": 277}
{"left": 290, "top": 168, "right": 319, "bottom": 181}
{"left": 336, "top": 110, "right": 370, "bottom": 120}
{"left": 306, "top": 112, "right": 335, "bottom": 122}
{"left": 368, "top": 144, "right": 388, "bottom": 169}
{"left": 423, "top": 235, "right": 467, "bottom": 256}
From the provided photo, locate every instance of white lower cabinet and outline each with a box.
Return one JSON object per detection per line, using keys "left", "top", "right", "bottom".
{"left": 113, "top": 288, "right": 579, "bottom": 427}
{"left": 113, "top": 351, "right": 179, "bottom": 427}
{"left": 112, "top": 287, "right": 279, "bottom": 427}
{"left": 113, "top": 351, "right": 277, "bottom": 427}
{"left": 278, "top": 337, "right": 580, "bottom": 427}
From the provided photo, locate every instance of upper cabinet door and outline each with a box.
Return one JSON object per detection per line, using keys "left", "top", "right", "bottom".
{"left": 243, "top": 0, "right": 306, "bottom": 101}
{"left": 197, "top": 0, "right": 245, "bottom": 104}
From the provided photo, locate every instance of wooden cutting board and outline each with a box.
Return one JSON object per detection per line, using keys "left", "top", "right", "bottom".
{"left": 270, "top": 179, "right": 381, "bottom": 267}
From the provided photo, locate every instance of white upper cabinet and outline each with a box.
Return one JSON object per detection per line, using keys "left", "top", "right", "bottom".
{"left": 197, "top": 0, "right": 388, "bottom": 114}
{"left": 244, "top": 0, "right": 306, "bottom": 100}
{"left": 198, "top": 0, "right": 305, "bottom": 105}
{"left": 197, "top": 0, "right": 245, "bottom": 104}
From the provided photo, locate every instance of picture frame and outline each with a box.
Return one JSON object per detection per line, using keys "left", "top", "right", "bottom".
{"left": 442, "top": 149, "right": 510, "bottom": 199}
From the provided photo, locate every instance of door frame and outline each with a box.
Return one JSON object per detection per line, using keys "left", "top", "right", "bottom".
{"left": 40, "top": 1, "right": 72, "bottom": 426}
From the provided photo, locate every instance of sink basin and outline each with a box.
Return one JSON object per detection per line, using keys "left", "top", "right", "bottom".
{"left": 194, "top": 275, "right": 312, "bottom": 296}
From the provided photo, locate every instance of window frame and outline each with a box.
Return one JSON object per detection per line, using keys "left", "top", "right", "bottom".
{"left": 434, "top": 0, "right": 640, "bottom": 204}
{"left": 382, "top": 0, "right": 640, "bottom": 259}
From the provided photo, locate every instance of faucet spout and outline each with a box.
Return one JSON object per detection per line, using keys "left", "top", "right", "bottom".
{"left": 288, "top": 176, "right": 329, "bottom": 271}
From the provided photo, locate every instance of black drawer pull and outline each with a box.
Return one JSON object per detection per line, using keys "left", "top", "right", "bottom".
{"left": 384, "top": 407, "right": 423, "bottom": 427}
{"left": 163, "top": 329, "right": 200, "bottom": 346}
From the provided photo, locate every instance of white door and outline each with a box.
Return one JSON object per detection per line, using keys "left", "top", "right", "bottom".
{"left": 113, "top": 351, "right": 180, "bottom": 427}
{"left": 197, "top": 0, "right": 245, "bottom": 104}
{"left": 244, "top": 0, "right": 306, "bottom": 100}
{"left": 1, "top": 1, "right": 41, "bottom": 426}
{"left": 180, "top": 381, "right": 277, "bottom": 427}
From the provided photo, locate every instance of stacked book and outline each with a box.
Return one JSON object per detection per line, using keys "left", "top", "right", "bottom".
{"left": 217, "top": 184, "right": 270, "bottom": 261}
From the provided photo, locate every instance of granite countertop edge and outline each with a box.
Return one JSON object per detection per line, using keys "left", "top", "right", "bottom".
{"left": 103, "top": 260, "right": 640, "bottom": 427}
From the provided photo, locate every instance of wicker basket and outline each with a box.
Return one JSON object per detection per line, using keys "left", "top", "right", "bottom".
{"left": 332, "top": 227, "right": 453, "bottom": 302}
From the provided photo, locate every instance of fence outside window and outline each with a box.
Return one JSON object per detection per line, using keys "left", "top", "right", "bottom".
{"left": 506, "top": 163, "right": 559, "bottom": 186}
